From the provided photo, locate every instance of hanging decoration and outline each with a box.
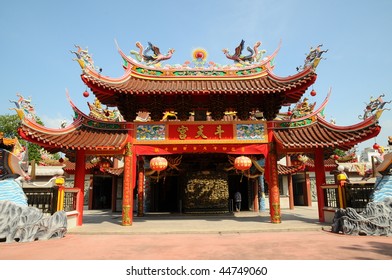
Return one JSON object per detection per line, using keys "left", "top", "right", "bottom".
{"left": 99, "top": 160, "right": 111, "bottom": 172}
{"left": 234, "top": 156, "right": 252, "bottom": 170}
{"left": 83, "top": 90, "right": 89, "bottom": 98}
{"left": 149, "top": 156, "right": 168, "bottom": 182}
{"left": 234, "top": 156, "right": 252, "bottom": 182}
{"left": 310, "top": 89, "right": 317, "bottom": 96}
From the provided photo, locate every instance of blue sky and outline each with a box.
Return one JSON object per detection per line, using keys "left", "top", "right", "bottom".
{"left": 1, "top": 0, "right": 391, "bottom": 153}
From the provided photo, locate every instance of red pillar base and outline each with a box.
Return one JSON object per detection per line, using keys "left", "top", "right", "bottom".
{"left": 270, "top": 202, "right": 281, "bottom": 223}
{"left": 122, "top": 205, "right": 132, "bottom": 226}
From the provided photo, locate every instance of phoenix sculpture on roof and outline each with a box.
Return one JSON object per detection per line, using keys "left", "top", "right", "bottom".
{"left": 222, "top": 40, "right": 265, "bottom": 65}
{"left": 130, "top": 42, "right": 175, "bottom": 65}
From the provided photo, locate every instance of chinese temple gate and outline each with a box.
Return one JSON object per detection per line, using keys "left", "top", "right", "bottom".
{"left": 16, "top": 40, "right": 382, "bottom": 226}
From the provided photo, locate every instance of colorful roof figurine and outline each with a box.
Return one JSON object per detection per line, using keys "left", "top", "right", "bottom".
{"left": 87, "top": 97, "right": 124, "bottom": 122}
{"left": 358, "top": 94, "right": 391, "bottom": 120}
{"left": 9, "top": 93, "right": 38, "bottom": 121}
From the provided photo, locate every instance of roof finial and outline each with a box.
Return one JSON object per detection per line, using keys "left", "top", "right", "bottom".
{"left": 297, "top": 44, "right": 328, "bottom": 71}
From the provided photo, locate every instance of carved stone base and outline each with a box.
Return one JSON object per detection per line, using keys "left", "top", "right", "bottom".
{"left": 0, "top": 201, "right": 67, "bottom": 243}
{"left": 331, "top": 197, "right": 392, "bottom": 236}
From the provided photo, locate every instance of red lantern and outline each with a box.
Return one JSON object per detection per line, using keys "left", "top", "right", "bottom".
{"left": 99, "top": 160, "right": 111, "bottom": 172}
{"left": 373, "top": 143, "right": 380, "bottom": 150}
{"left": 150, "top": 156, "right": 168, "bottom": 181}
{"left": 310, "top": 89, "right": 317, "bottom": 96}
{"left": 83, "top": 90, "right": 89, "bottom": 98}
{"left": 150, "top": 156, "right": 168, "bottom": 171}
{"left": 234, "top": 156, "right": 252, "bottom": 171}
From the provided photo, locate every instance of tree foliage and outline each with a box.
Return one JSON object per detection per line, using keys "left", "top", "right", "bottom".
{"left": 0, "top": 113, "right": 51, "bottom": 163}
{"left": 0, "top": 114, "right": 20, "bottom": 138}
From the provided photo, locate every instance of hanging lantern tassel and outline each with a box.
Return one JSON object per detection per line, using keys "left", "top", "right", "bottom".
{"left": 150, "top": 156, "right": 168, "bottom": 182}
{"left": 156, "top": 170, "right": 160, "bottom": 182}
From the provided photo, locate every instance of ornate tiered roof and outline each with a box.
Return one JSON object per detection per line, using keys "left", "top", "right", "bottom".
{"left": 76, "top": 41, "right": 319, "bottom": 121}
{"left": 274, "top": 117, "right": 380, "bottom": 152}
{"left": 273, "top": 92, "right": 382, "bottom": 154}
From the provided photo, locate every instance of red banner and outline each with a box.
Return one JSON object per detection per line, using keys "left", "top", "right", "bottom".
{"left": 135, "top": 144, "right": 268, "bottom": 155}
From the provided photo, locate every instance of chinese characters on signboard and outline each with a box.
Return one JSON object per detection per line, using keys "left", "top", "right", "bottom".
{"left": 136, "top": 122, "right": 266, "bottom": 142}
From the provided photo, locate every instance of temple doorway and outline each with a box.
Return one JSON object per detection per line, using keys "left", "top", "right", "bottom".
{"left": 92, "top": 175, "right": 113, "bottom": 210}
{"left": 292, "top": 174, "right": 312, "bottom": 206}
{"left": 147, "top": 153, "right": 254, "bottom": 213}
{"left": 228, "top": 174, "right": 249, "bottom": 211}
{"left": 149, "top": 175, "right": 179, "bottom": 212}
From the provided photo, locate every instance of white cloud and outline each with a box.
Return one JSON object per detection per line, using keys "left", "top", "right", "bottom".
{"left": 40, "top": 114, "right": 73, "bottom": 129}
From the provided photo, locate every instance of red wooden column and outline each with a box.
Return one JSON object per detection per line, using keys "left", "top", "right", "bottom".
{"left": 74, "top": 149, "right": 86, "bottom": 226}
{"left": 267, "top": 122, "right": 281, "bottom": 223}
{"left": 304, "top": 173, "right": 312, "bottom": 206}
{"left": 286, "top": 154, "right": 295, "bottom": 210}
{"left": 122, "top": 143, "right": 135, "bottom": 226}
{"left": 314, "top": 148, "right": 326, "bottom": 222}
{"left": 137, "top": 159, "right": 144, "bottom": 217}
{"left": 268, "top": 145, "right": 281, "bottom": 223}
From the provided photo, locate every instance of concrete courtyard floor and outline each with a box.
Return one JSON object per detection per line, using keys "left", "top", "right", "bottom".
{"left": 1, "top": 206, "right": 392, "bottom": 260}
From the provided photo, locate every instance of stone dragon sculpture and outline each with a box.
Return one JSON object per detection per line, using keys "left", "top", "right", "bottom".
{"left": 0, "top": 148, "right": 67, "bottom": 243}
{"left": 331, "top": 153, "right": 392, "bottom": 236}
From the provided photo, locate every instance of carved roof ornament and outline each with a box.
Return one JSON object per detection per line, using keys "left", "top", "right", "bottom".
{"left": 71, "top": 45, "right": 102, "bottom": 73}
{"left": 289, "top": 97, "right": 316, "bottom": 119}
{"left": 297, "top": 44, "right": 328, "bottom": 71}
{"left": 191, "top": 48, "right": 208, "bottom": 67}
{"left": 358, "top": 94, "right": 391, "bottom": 120}
{"left": 222, "top": 40, "right": 266, "bottom": 65}
{"left": 9, "top": 93, "right": 38, "bottom": 121}
{"left": 130, "top": 42, "right": 175, "bottom": 65}
{"left": 87, "top": 97, "right": 124, "bottom": 122}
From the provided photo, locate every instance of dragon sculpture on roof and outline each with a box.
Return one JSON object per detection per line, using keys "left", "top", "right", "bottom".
{"left": 9, "top": 93, "right": 38, "bottom": 121}
{"left": 71, "top": 45, "right": 102, "bottom": 72}
{"left": 297, "top": 44, "right": 328, "bottom": 71}
{"left": 358, "top": 94, "right": 391, "bottom": 120}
